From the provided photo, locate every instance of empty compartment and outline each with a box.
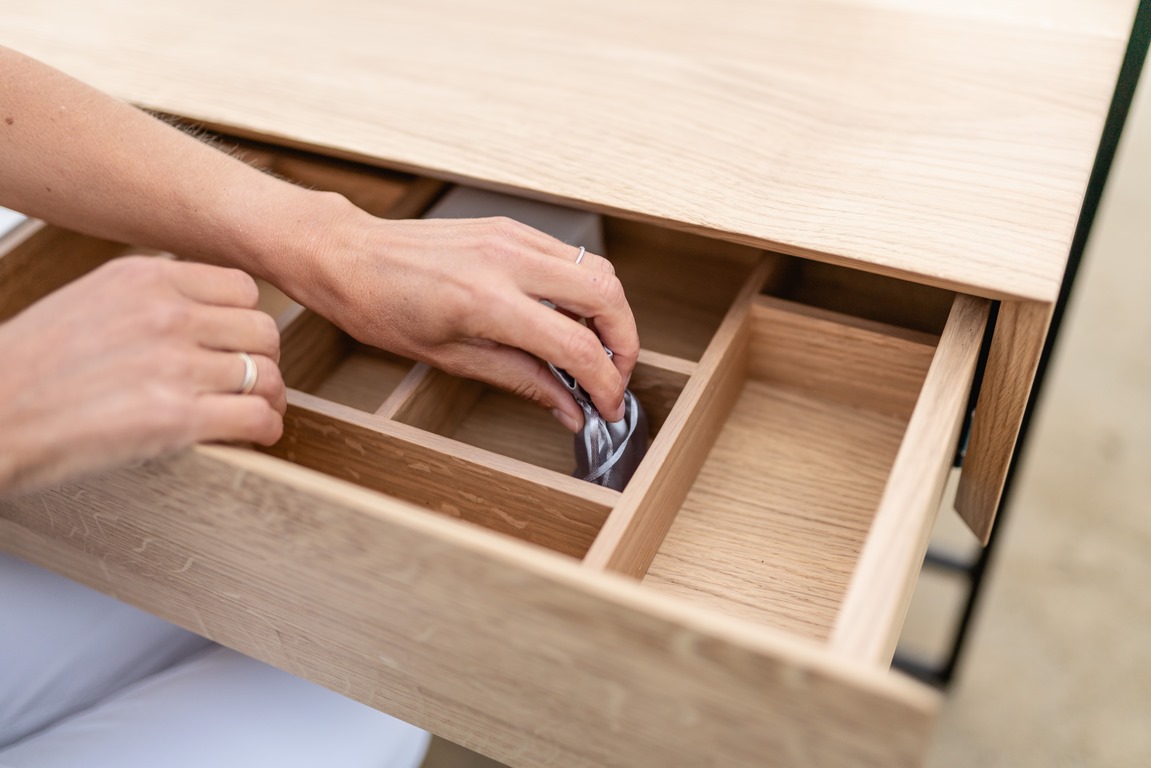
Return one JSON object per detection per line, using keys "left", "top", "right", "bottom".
{"left": 641, "top": 296, "right": 945, "bottom": 643}
{"left": 604, "top": 219, "right": 763, "bottom": 361}
{"left": 280, "top": 309, "right": 416, "bottom": 412}
{"left": 390, "top": 357, "right": 690, "bottom": 484}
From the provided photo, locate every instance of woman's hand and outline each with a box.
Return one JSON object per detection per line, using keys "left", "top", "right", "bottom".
{"left": 0, "top": 256, "right": 285, "bottom": 495}
{"left": 283, "top": 205, "right": 639, "bottom": 432}
{"left": 0, "top": 47, "right": 638, "bottom": 431}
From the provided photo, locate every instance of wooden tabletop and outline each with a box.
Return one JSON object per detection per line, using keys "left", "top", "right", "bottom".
{"left": 0, "top": 0, "right": 1137, "bottom": 301}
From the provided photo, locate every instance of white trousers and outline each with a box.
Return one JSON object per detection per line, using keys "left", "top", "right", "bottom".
{"left": 0, "top": 552, "right": 429, "bottom": 767}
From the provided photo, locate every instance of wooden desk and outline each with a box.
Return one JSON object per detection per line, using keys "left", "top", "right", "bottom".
{"left": 0, "top": 2, "right": 1138, "bottom": 765}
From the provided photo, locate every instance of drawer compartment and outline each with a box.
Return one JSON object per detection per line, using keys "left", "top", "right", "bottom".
{"left": 643, "top": 298, "right": 946, "bottom": 646}
{"left": 0, "top": 139, "right": 988, "bottom": 768}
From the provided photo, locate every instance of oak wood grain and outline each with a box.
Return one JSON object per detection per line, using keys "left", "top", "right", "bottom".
{"left": 640, "top": 295, "right": 943, "bottom": 639}
{"left": 581, "top": 254, "right": 779, "bottom": 575}
{"left": 0, "top": 444, "right": 939, "bottom": 768}
{"left": 394, "top": 356, "right": 692, "bottom": 477}
{"left": 750, "top": 296, "right": 939, "bottom": 422}
{"left": 308, "top": 347, "right": 414, "bottom": 413}
{"left": 278, "top": 308, "right": 351, "bottom": 392}
{"left": 605, "top": 219, "right": 764, "bottom": 361}
{"left": 643, "top": 382, "right": 908, "bottom": 641}
{"left": 955, "top": 300, "right": 1053, "bottom": 543}
{"left": 830, "top": 295, "right": 989, "bottom": 664}
{"left": 376, "top": 363, "right": 487, "bottom": 435}
{"left": 0, "top": 0, "right": 1131, "bottom": 301}
{"left": 267, "top": 391, "right": 617, "bottom": 559}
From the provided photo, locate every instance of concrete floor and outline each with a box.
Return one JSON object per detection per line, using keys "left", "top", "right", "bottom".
{"left": 423, "top": 48, "right": 1151, "bottom": 768}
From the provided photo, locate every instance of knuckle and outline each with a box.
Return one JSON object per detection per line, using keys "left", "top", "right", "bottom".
{"left": 144, "top": 300, "right": 190, "bottom": 336}
{"left": 561, "top": 326, "right": 604, "bottom": 371}
{"left": 598, "top": 274, "right": 627, "bottom": 307}
{"left": 158, "top": 347, "right": 196, "bottom": 384}
{"left": 481, "top": 217, "right": 531, "bottom": 257}
{"left": 510, "top": 378, "right": 543, "bottom": 404}
{"left": 103, "top": 254, "right": 163, "bottom": 287}
{"left": 486, "top": 216, "right": 524, "bottom": 240}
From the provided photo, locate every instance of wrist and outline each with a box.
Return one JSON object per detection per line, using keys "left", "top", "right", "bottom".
{"left": 226, "top": 182, "right": 364, "bottom": 315}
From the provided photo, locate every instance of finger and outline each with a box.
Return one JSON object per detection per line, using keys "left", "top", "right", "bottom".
{"left": 586, "top": 315, "right": 636, "bottom": 386}
{"left": 502, "top": 249, "right": 638, "bottom": 384}
{"left": 187, "top": 350, "right": 285, "bottom": 413}
{"left": 436, "top": 341, "right": 585, "bottom": 432}
{"left": 190, "top": 394, "right": 284, "bottom": 446}
{"left": 540, "top": 266, "right": 638, "bottom": 385}
{"left": 165, "top": 260, "right": 261, "bottom": 309}
{"left": 189, "top": 305, "right": 281, "bottom": 362}
{"left": 481, "top": 297, "right": 626, "bottom": 422}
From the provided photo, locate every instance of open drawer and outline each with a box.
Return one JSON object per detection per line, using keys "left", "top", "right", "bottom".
{"left": 0, "top": 140, "right": 989, "bottom": 767}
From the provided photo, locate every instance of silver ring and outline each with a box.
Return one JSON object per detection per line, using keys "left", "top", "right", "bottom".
{"left": 575, "top": 245, "right": 586, "bottom": 265}
{"left": 237, "top": 352, "right": 258, "bottom": 395}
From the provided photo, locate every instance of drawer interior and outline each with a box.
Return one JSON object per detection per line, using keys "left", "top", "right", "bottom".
{"left": 642, "top": 298, "right": 937, "bottom": 641}
{"left": 0, "top": 134, "right": 986, "bottom": 668}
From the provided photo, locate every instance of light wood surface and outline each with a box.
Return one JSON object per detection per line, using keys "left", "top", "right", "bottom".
{"left": 640, "top": 296, "right": 943, "bottom": 640}
{"left": 278, "top": 304, "right": 419, "bottom": 412}
{"left": 582, "top": 255, "right": 776, "bottom": 575}
{"left": 955, "top": 300, "right": 1054, "bottom": 543}
{"left": 626, "top": 350, "right": 693, "bottom": 434}
{"left": 643, "top": 382, "right": 908, "bottom": 641}
{"left": 267, "top": 391, "right": 617, "bottom": 559}
{"left": 446, "top": 387, "right": 577, "bottom": 475}
{"left": 775, "top": 258, "right": 956, "bottom": 336}
{"left": 309, "top": 346, "right": 414, "bottom": 413}
{"left": 750, "top": 296, "right": 938, "bottom": 422}
{"left": 223, "top": 132, "right": 448, "bottom": 220}
{"left": 604, "top": 219, "right": 763, "bottom": 361}
{"left": 0, "top": 0, "right": 1133, "bottom": 301}
{"left": 0, "top": 444, "right": 939, "bottom": 768}
{"left": 830, "top": 295, "right": 989, "bottom": 664}
{"left": 278, "top": 309, "right": 353, "bottom": 392}
{"left": 376, "top": 363, "right": 487, "bottom": 435}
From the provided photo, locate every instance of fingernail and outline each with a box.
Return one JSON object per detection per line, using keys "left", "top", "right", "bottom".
{"left": 551, "top": 408, "right": 581, "bottom": 433}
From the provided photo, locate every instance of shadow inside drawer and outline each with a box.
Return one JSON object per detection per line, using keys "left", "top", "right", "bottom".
{"left": 388, "top": 356, "right": 689, "bottom": 486}
{"left": 279, "top": 308, "right": 416, "bottom": 413}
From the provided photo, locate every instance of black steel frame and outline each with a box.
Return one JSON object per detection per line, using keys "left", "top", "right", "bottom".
{"left": 893, "top": 0, "right": 1151, "bottom": 690}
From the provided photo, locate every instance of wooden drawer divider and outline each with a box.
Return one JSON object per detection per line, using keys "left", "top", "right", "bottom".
{"left": 582, "top": 253, "right": 783, "bottom": 575}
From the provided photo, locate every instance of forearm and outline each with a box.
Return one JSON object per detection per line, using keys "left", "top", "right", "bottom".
{"left": 0, "top": 45, "right": 345, "bottom": 299}
{"left": 1, "top": 45, "right": 638, "bottom": 426}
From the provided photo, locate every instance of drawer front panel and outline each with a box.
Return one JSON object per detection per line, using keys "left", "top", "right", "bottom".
{"left": 0, "top": 446, "right": 937, "bottom": 768}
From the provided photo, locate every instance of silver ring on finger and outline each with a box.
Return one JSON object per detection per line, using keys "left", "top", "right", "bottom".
{"left": 237, "top": 351, "right": 259, "bottom": 395}
{"left": 575, "top": 245, "right": 586, "bottom": 265}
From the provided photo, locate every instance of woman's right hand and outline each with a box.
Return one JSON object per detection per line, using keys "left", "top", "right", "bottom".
{"left": 0, "top": 255, "right": 285, "bottom": 495}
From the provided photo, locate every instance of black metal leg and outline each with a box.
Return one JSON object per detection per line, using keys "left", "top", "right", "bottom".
{"left": 893, "top": 0, "right": 1151, "bottom": 690}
